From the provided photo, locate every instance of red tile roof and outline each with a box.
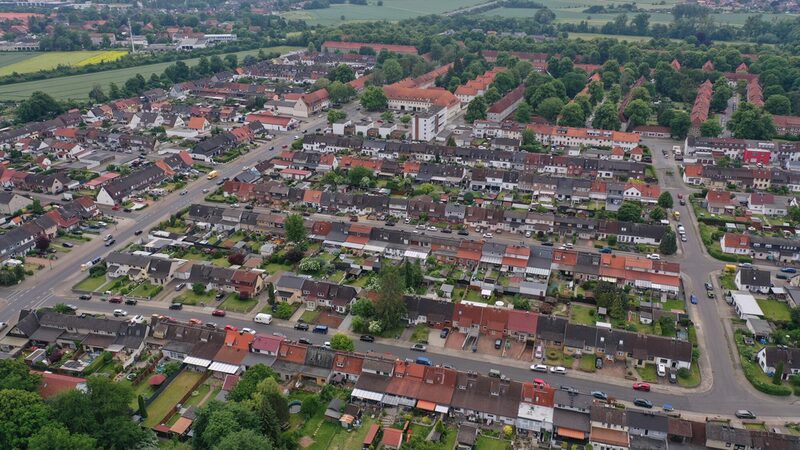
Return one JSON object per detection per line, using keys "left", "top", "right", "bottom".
{"left": 36, "top": 372, "right": 86, "bottom": 399}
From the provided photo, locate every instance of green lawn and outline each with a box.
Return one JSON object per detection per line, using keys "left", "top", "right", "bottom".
{"left": 475, "top": 435, "right": 511, "bottom": 450}
{"left": 210, "top": 257, "right": 232, "bottom": 268}
{"left": 300, "top": 309, "right": 321, "bottom": 324}
{"left": 130, "top": 281, "right": 162, "bottom": 298}
{"left": 282, "top": 0, "right": 486, "bottom": 25}
{"left": 579, "top": 354, "right": 597, "bottom": 373}
{"left": 74, "top": 275, "right": 107, "bottom": 292}
{"left": 263, "top": 263, "right": 292, "bottom": 275}
{"left": 181, "top": 383, "right": 211, "bottom": 409}
{"left": 678, "top": 362, "right": 702, "bottom": 388}
{"left": 661, "top": 298, "right": 686, "bottom": 311}
{"left": 569, "top": 304, "right": 596, "bottom": 326}
{"left": 636, "top": 363, "right": 658, "bottom": 382}
{"left": 411, "top": 324, "right": 429, "bottom": 343}
{"left": 0, "top": 45, "right": 300, "bottom": 100}
{"left": 124, "top": 380, "right": 157, "bottom": 409}
{"left": 219, "top": 293, "right": 258, "bottom": 313}
{"left": 143, "top": 370, "right": 204, "bottom": 427}
{"left": 757, "top": 299, "right": 792, "bottom": 322}
{"left": 719, "top": 273, "right": 737, "bottom": 290}
{"left": 175, "top": 289, "right": 217, "bottom": 306}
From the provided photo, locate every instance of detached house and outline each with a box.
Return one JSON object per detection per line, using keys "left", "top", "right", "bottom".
{"left": 735, "top": 268, "right": 771, "bottom": 294}
{"left": 300, "top": 279, "right": 357, "bottom": 313}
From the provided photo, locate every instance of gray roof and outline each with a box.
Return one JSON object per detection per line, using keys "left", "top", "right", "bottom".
{"left": 738, "top": 268, "right": 771, "bottom": 287}
{"left": 553, "top": 408, "right": 591, "bottom": 432}
{"left": 627, "top": 410, "right": 669, "bottom": 433}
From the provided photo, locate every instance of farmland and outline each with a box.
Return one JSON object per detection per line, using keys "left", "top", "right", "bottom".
{"left": 0, "top": 51, "right": 128, "bottom": 77}
{"left": 281, "top": 0, "right": 486, "bottom": 25}
{"left": 0, "top": 45, "right": 300, "bottom": 101}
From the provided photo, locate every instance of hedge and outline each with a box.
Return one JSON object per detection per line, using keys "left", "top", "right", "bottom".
{"left": 741, "top": 359, "right": 793, "bottom": 396}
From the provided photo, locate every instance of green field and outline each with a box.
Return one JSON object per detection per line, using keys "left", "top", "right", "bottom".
{"left": 0, "top": 45, "right": 300, "bottom": 101}
{"left": 568, "top": 32, "right": 661, "bottom": 43}
{"left": 482, "top": 4, "right": 795, "bottom": 28}
{"left": 143, "top": 370, "right": 204, "bottom": 428}
{"left": 282, "top": 0, "right": 486, "bottom": 25}
{"left": 0, "top": 51, "right": 128, "bottom": 77}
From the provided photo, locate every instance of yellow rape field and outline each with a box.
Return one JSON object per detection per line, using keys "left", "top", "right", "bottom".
{"left": 0, "top": 50, "right": 129, "bottom": 76}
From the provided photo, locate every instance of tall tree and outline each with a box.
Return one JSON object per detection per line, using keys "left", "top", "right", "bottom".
{"left": 0, "top": 389, "right": 53, "bottom": 449}
{"left": 624, "top": 99, "right": 652, "bottom": 128}
{"left": 592, "top": 102, "right": 621, "bottom": 130}
{"left": 213, "top": 429, "right": 273, "bottom": 450}
{"left": 330, "top": 333, "right": 355, "bottom": 351}
{"left": 360, "top": 86, "right": 388, "bottom": 111}
{"left": 284, "top": 214, "right": 307, "bottom": 245}
{"left": 16, "top": 91, "right": 63, "bottom": 123}
{"left": 727, "top": 102, "right": 775, "bottom": 139}
{"left": 558, "top": 102, "right": 586, "bottom": 127}
{"left": 465, "top": 96, "right": 487, "bottom": 122}
{"left": 536, "top": 97, "right": 564, "bottom": 122}
{"left": 27, "top": 424, "right": 96, "bottom": 450}
{"left": 374, "top": 264, "right": 406, "bottom": 330}
{"left": 700, "top": 118, "right": 722, "bottom": 137}
{"left": 617, "top": 201, "right": 643, "bottom": 222}
{"left": 765, "top": 94, "right": 791, "bottom": 115}
{"left": 515, "top": 102, "right": 532, "bottom": 123}
{"left": 669, "top": 110, "right": 691, "bottom": 139}
{"left": 0, "top": 359, "right": 41, "bottom": 391}
{"left": 660, "top": 230, "right": 677, "bottom": 255}
{"left": 658, "top": 192, "right": 673, "bottom": 209}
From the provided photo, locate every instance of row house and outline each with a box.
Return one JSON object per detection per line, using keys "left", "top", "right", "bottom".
{"left": 187, "top": 263, "right": 264, "bottom": 299}
{"left": 720, "top": 233, "right": 800, "bottom": 262}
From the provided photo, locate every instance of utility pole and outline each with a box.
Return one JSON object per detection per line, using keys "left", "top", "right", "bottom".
{"left": 129, "top": 18, "right": 135, "bottom": 54}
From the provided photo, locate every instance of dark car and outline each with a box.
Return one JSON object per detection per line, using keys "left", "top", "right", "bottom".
{"left": 440, "top": 327, "right": 450, "bottom": 339}
{"left": 591, "top": 391, "right": 608, "bottom": 400}
{"left": 215, "top": 292, "right": 225, "bottom": 300}
{"left": 494, "top": 339, "right": 502, "bottom": 349}
{"left": 359, "top": 335, "right": 375, "bottom": 342}
{"left": 63, "top": 242, "right": 74, "bottom": 248}
{"left": 294, "top": 322, "right": 309, "bottom": 331}
{"left": 781, "top": 267, "right": 797, "bottom": 273}
{"left": 457, "top": 230, "right": 469, "bottom": 236}
{"left": 169, "top": 303, "right": 183, "bottom": 310}
{"left": 704, "top": 282, "right": 713, "bottom": 290}
{"left": 134, "top": 230, "right": 143, "bottom": 235}
{"left": 244, "top": 205, "right": 254, "bottom": 210}
{"left": 735, "top": 410, "right": 756, "bottom": 419}
{"left": 668, "top": 371, "right": 677, "bottom": 384}
{"left": 78, "top": 294, "right": 92, "bottom": 300}
{"left": 634, "top": 398, "right": 653, "bottom": 409}
{"left": 125, "top": 299, "right": 138, "bottom": 306}
{"left": 299, "top": 338, "right": 313, "bottom": 345}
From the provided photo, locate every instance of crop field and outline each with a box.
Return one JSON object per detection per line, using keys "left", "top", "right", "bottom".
{"left": 0, "top": 46, "right": 300, "bottom": 101}
{"left": 281, "top": 0, "right": 486, "bottom": 25}
{"left": 480, "top": 0, "right": 795, "bottom": 28}
{"left": 0, "top": 51, "right": 128, "bottom": 77}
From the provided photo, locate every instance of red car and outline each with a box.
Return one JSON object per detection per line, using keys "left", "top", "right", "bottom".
{"left": 188, "top": 318, "right": 202, "bottom": 326}
{"left": 224, "top": 324, "right": 237, "bottom": 331}
{"left": 633, "top": 382, "right": 651, "bottom": 392}
{"left": 108, "top": 296, "right": 123, "bottom": 304}
{"left": 212, "top": 309, "right": 226, "bottom": 317}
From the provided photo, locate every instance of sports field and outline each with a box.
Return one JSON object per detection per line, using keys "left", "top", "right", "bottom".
{"left": 281, "top": 0, "right": 485, "bottom": 25}
{"left": 0, "top": 51, "right": 128, "bottom": 77}
{"left": 0, "top": 45, "right": 300, "bottom": 101}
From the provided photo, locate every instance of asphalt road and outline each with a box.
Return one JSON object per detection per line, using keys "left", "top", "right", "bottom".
{"left": 2, "top": 127, "right": 799, "bottom": 418}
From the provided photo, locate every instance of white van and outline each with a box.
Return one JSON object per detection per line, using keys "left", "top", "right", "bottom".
{"left": 254, "top": 313, "right": 272, "bottom": 325}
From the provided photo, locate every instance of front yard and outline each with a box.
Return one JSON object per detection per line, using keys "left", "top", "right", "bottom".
{"left": 719, "top": 273, "right": 737, "bottom": 290}
{"left": 74, "top": 275, "right": 108, "bottom": 292}
{"left": 175, "top": 289, "right": 217, "bottom": 306}
{"left": 636, "top": 363, "right": 658, "bottom": 382}
{"left": 219, "top": 293, "right": 258, "bottom": 313}
{"left": 129, "top": 281, "right": 162, "bottom": 298}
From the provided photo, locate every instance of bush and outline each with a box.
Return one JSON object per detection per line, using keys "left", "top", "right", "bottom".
{"left": 677, "top": 368, "right": 690, "bottom": 379}
{"left": 274, "top": 302, "right": 295, "bottom": 320}
{"left": 301, "top": 395, "right": 322, "bottom": 418}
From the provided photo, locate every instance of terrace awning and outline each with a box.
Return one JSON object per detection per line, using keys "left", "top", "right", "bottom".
{"left": 434, "top": 405, "right": 449, "bottom": 414}
{"left": 557, "top": 427, "right": 586, "bottom": 440}
{"left": 183, "top": 356, "right": 211, "bottom": 368}
{"left": 351, "top": 388, "right": 383, "bottom": 402}
{"left": 416, "top": 400, "right": 436, "bottom": 412}
{"left": 208, "top": 362, "right": 239, "bottom": 374}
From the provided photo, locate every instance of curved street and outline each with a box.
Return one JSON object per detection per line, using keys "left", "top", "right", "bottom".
{"left": 1, "top": 128, "right": 798, "bottom": 420}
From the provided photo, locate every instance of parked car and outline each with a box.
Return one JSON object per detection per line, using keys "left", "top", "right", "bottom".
{"left": 550, "top": 366, "right": 567, "bottom": 374}
{"left": 175, "top": 283, "right": 186, "bottom": 291}
{"left": 704, "top": 282, "right": 713, "bottom": 290}
{"left": 591, "top": 391, "right": 608, "bottom": 400}
{"left": 735, "top": 410, "right": 756, "bottom": 419}
{"left": 169, "top": 303, "right": 183, "bottom": 310}
{"left": 634, "top": 398, "right": 653, "bottom": 409}
{"left": 439, "top": 328, "right": 450, "bottom": 338}
{"left": 359, "top": 335, "right": 375, "bottom": 342}
{"left": 690, "top": 294, "right": 698, "bottom": 304}
{"left": 633, "top": 382, "right": 651, "bottom": 391}
{"left": 599, "top": 247, "right": 612, "bottom": 254}
{"left": 78, "top": 294, "right": 92, "bottom": 300}
{"left": 299, "top": 338, "right": 313, "bottom": 345}
{"left": 125, "top": 299, "right": 138, "bottom": 306}
{"left": 781, "top": 267, "right": 797, "bottom": 273}
{"left": 657, "top": 363, "right": 667, "bottom": 377}
{"left": 457, "top": 230, "right": 469, "bottom": 236}
{"left": 204, "top": 322, "right": 217, "bottom": 329}
{"left": 240, "top": 328, "right": 256, "bottom": 335}
{"left": 646, "top": 253, "right": 661, "bottom": 260}
{"left": 669, "top": 371, "right": 677, "bottom": 384}
{"left": 212, "top": 309, "right": 226, "bottom": 317}
{"left": 104, "top": 239, "right": 116, "bottom": 247}
{"left": 188, "top": 318, "right": 202, "bottom": 325}
{"left": 410, "top": 343, "right": 427, "bottom": 352}
{"left": 224, "top": 324, "right": 237, "bottom": 331}
{"left": 108, "top": 296, "right": 123, "bottom": 304}
{"left": 294, "top": 322, "right": 309, "bottom": 331}
{"left": 494, "top": 339, "right": 502, "bottom": 349}
{"left": 113, "top": 309, "right": 127, "bottom": 317}
{"left": 63, "top": 242, "right": 74, "bottom": 248}
{"left": 530, "top": 364, "right": 548, "bottom": 372}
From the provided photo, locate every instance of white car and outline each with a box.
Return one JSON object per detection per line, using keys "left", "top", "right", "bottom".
{"left": 240, "top": 327, "right": 256, "bottom": 335}
{"left": 130, "top": 315, "right": 145, "bottom": 324}
{"left": 483, "top": 233, "right": 494, "bottom": 238}
{"left": 427, "top": 226, "right": 437, "bottom": 231}
{"left": 530, "top": 364, "right": 548, "bottom": 372}
{"left": 113, "top": 309, "right": 127, "bottom": 317}
{"left": 550, "top": 366, "right": 567, "bottom": 374}
{"left": 657, "top": 363, "right": 667, "bottom": 377}
{"left": 647, "top": 253, "right": 661, "bottom": 260}
{"left": 324, "top": 341, "right": 331, "bottom": 348}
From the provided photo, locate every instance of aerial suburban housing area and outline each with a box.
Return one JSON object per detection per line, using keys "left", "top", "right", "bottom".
{"left": 3, "top": 0, "right": 800, "bottom": 450}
